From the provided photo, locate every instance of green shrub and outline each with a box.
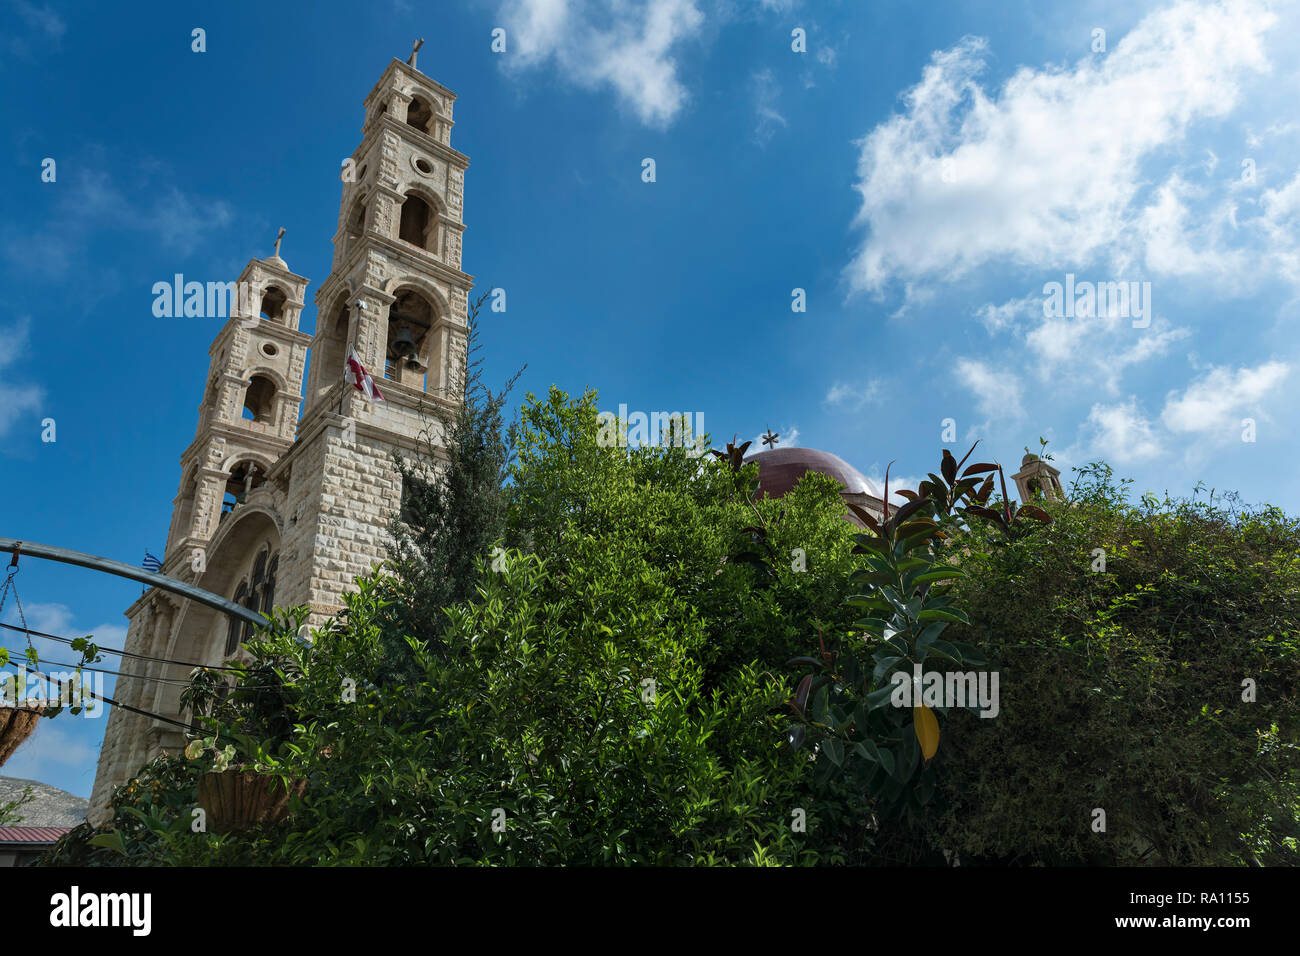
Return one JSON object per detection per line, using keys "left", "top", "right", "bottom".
{"left": 935, "top": 465, "right": 1300, "bottom": 865}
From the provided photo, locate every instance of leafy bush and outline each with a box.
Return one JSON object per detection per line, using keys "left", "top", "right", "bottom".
{"left": 47, "top": 395, "right": 1300, "bottom": 867}
{"left": 50, "top": 388, "right": 872, "bottom": 865}
{"left": 933, "top": 464, "right": 1300, "bottom": 865}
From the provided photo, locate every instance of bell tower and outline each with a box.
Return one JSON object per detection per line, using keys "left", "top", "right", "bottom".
{"left": 272, "top": 49, "right": 473, "bottom": 624}
{"left": 163, "top": 244, "right": 312, "bottom": 568}
{"left": 90, "top": 52, "right": 474, "bottom": 821}
{"left": 1011, "top": 451, "right": 1064, "bottom": 502}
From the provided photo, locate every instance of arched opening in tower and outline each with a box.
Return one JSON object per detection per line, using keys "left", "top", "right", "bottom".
{"left": 385, "top": 288, "right": 434, "bottom": 387}
{"left": 314, "top": 301, "right": 350, "bottom": 401}
{"left": 222, "top": 460, "right": 267, "bottom": 517}
{"left": 242, "top": 375, "right": 277, "bottom": 424}
{"left": 345, "top": 197, "right": 367, "bottom": 255}
{"left": 406, "top": 96, "right": 433, "bottom": 134}
{"left": 398, "top": 194, "right": 435, "bottom": 251}
{"left": 259, "top": 286, "right": 287, "bottom": 323}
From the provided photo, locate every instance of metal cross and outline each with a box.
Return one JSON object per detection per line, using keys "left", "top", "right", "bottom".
{"left": 762, "top": 428, "right": 779, "bottom": 449}
{"left": 409, "top": 38, "right": 424, "bottom": 67}
{"left": 273, "top": 227, "right": 285, "bottom": 258}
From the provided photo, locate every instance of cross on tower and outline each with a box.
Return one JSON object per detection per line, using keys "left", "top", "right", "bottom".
{"left": 408, "top": 38, "right": 424, "bottom": 68}
{"left": 762, "top": 428, "right": 779, "bottom": 449}
{"left": 273, "top": 227, "right": 285, "bottom": 258}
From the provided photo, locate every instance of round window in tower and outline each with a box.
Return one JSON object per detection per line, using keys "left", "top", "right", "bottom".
{"left": 412, "top": 155, "right": 435, "bottom": 177}
{"left": 261, "top": 343, "right": 279, "bottom": 358}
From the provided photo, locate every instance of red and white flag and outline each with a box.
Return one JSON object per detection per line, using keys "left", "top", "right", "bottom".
{"left": 345, "top": 347, "right": 384, "bottom": 402}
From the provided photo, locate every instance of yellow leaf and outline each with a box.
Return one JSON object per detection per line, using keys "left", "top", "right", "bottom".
{"left": 914, "top": 704, "right": 939, "bottom": 761}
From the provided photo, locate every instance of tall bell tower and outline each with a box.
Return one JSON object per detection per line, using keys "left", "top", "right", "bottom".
{"left": 272, "top": 48, "right": 473, "bottom": 624}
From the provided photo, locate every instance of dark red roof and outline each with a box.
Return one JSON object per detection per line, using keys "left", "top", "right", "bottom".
{"left": 0, "top": 826, "right": 71, "bottom": 844}
{"left": 743, "top": 447, "right": 879, "bottom": 499}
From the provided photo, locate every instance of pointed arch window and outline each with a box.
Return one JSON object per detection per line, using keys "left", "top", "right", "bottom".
{"left": 260, "top": 555, "right": 278, "bottom": 616}
{"left": 226, "top": 582, "right": 248, "bottom": 656}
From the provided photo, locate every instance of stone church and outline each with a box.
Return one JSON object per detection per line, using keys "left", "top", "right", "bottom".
{"left": 89, "top": 55, "right": 1067, "bottom": 822}
{"left": 90, "top": 55, "right": 474, "bottom": 818}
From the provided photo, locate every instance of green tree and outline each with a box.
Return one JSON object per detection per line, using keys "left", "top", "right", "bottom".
{"left": 386, "top": 290, "right": 521, "bottom": 669}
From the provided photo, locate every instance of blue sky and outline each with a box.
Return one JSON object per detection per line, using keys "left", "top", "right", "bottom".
{"left": 2, "top": 0, "right": 1298, "bottom": 799}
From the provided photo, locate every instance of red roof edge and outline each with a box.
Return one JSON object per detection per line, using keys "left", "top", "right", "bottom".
{"left": 0, "top": 826, "right": 72, "bottom": 843}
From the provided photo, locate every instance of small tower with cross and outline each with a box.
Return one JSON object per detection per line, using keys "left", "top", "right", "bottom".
{"left": 1011, "top": 450, "right": 1064, "bottom": 502}
{"left": 162, "top": 234, "right": 311, "bottom": 558}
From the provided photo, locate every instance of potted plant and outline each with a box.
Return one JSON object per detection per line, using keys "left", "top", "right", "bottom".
{"left": 185, "top": 733, "right": 307, "bottom": 834}
{"left": 179, "top": 654, "right": 309, "bottom": 835}
{"left": 0, "top": 634, "right": 101, "bottom": 767}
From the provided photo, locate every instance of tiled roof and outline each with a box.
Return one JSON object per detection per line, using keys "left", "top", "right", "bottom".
{"left": 0, "top": 825, "right": 71, "bottom": 844}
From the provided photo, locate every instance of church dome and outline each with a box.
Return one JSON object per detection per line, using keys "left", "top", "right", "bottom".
{"left": 262, "top": 255, "right": 290, "bottom": 271}
{"left": 743, "top": 446, "right": 881, "bottom": 500}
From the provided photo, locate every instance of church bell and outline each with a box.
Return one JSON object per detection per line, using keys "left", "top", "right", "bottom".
{"left": 391, "top": 323, "right": 418, "bottom": 358}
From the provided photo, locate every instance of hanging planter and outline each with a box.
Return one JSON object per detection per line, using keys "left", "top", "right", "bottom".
{"left": 0, "top": 705, "right": 41, "bottom": 766}
{"left": 196, "top": 769, "right": 307, "bottom": 834}
{"left": 0, "top": 550, "right": 45, "bottom": 766}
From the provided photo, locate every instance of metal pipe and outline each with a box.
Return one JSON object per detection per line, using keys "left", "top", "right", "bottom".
{"left": 0, "top": 538, "right": 265, "bottom": 627}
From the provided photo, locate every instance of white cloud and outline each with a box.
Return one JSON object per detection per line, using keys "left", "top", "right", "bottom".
{"left": 1077, "top": 399, "right": 1165, "bottom": 464}
{"left": 1161, "top": 360, "right": 1289, "bottom": 435}
{"left": 862, "top": 470, "right": 919, "bottom": 503}
{"left": 0, "top": 317, "right": 44, "bottom": 440}
{"left": 2, "top": 721, "right": 97, "bottom": 782}
{"left": 10, "top": 0, "right": 65, "bottom": 38}
{"left": 751, "top": 68, "right": 787, "bottom": 145}
{"left": 1022, "top": 308, "right": 1190, "bottom": 394}
{"left": 974, "top": 295, "right": 1038, "bottom": 334}
{"left": 2, "top": 600, "right": 127, "bottom": 677}
{"left": 498, "top": 0, "right": 705, "bottom": 128}
{"left": 845, "top": 0, "right": 1280, "bottom": 297}
{"left": 1136, "top": 175, "right": 1259, "bottom": 290}
{"left": 824, "top": 379, "right": 881, "bottom": 410}
{"left": 955, "top": 358, "right": 1024, "bottom": 425}
{"left": 1066, "top": 361, "right": 1288, "bottom": 466}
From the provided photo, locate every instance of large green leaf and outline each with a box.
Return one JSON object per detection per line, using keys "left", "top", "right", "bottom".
{"left": 907, "top": 567, "right": 967, "bottom": 588}
{"left": 916, "top": 621, "right": 948, "bottom": 647}
{"left": 924, "top": 638, "right": 963, "bottom": 664}
{"left": 876, "top": 747, "right": 896, "bottom": 776}
{"left": 872, "top": 655, "right": 904, "bottom": 682}
{"left": 865, "top": 684, "right": 897, "bottom": 711}
{"left": 917, "top": 607, "right": 970, "bottom": 625}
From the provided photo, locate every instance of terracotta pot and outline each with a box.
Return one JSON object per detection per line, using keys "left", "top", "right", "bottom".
{"left": 0, "top": 706, "right": 41, "bottom": 766}
{"left": 195, "top": 769, "right": 307, "bottom": 834}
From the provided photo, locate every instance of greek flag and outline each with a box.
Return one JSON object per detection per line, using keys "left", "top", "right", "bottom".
{"left": 142, "top": 551, "right": 162, "bottom": 573}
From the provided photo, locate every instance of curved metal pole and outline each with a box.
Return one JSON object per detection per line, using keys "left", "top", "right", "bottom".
{"left": 0, "top": 538, "right": 265, "bottom": 627}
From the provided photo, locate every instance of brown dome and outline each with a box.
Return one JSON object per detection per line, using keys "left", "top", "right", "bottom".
{"left": 743, "top": 446, "right": 880, "bottom": 500}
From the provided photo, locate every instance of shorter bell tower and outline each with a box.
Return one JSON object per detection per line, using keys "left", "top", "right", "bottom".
{"left": 1011, "top": 451, "right": 1064, "bottom": 502}
{"left": 162, "top": 239, "right": 312, "bottom": 570}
